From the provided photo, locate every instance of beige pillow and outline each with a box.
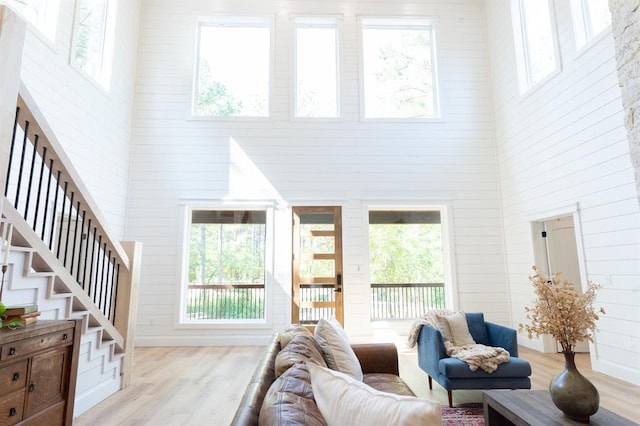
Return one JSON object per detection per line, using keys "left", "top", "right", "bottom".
{"left": 435, "top": 312, "right": 475, "bottom": 346}
{"left": 308, "top": 363, "right": 442, "bottom": 426}
{"left": 314, "top": 318, "right": 363, "bottom": 381}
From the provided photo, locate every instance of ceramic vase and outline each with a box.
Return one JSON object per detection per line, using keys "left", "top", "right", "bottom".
{"left": 549, "top": 351, "right": 599, "bottom": 422}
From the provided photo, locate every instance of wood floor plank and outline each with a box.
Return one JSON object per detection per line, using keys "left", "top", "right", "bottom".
{"left": 74, "top": 344, "right": 640, "bottom": 425}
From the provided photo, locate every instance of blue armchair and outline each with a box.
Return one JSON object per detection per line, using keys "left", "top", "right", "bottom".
{"left": 417, "top": 312, "right": 531, "bottom": 406}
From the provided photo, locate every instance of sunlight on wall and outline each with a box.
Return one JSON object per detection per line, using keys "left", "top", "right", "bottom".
{"left": 228, "top": 137, "right": 284, "bottom": 203}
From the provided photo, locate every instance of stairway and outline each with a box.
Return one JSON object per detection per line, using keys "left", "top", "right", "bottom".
{"left": 2, "top": 237, "right": 124, "bottom": 416}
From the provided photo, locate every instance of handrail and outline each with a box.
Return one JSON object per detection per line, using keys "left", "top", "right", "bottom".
{"left": 4, "top": 82, "right": 130, "bottom": 325}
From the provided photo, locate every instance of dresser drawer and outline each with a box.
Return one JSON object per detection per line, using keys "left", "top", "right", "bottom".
{"left": 0, "top": 389, "right": 25, "bottom": 425}
{"left": 0, "top": 331, "right": 72, "bottom": 361}
{"left": 0, "top": 360, "right": 28, "bottom": 393}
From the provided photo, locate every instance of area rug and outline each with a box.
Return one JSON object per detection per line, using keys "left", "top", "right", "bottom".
{"left": 441, "top": 403, "right": 485, "bottom": 426}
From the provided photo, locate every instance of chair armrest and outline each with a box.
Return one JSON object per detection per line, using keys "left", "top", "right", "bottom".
{"left": 486, "top": 322, "right": 519, "bottom": 357}
{"left": 416, "top": 324, "right": 447, "bottom": 378}
{"left": 351, "top": 343, "right": 399, "bottom": 375}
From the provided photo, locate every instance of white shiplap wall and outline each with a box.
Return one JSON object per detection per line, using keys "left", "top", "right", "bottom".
{"left": 130, "top": 0, "right": 507, "bottom": 345}
{"left": 486, "top": 0, "right": 640, "bottom": 386}
{"left": 16, "top": 0, "right": 140, "bottom": 238}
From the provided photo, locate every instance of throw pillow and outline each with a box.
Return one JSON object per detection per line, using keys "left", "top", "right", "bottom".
{"left": 308, "top": 363, "right": 441, "bottom": 426}
{"left": 435, "top": 312, "right": 475, "bottom": 347}
{"left": 314, "top": 318, "right": 363, "bottom": 381}
{"left": 259, "top": 363, "right": 326, "bottom": 426}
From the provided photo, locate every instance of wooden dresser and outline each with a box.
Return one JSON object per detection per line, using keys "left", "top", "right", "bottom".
{"left": 0, "top": 320, "right": 81, "bottom": 426}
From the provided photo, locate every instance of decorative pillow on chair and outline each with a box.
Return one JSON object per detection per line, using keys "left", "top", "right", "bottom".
{"left": 314, "top": 318, "right": 363, "bottom": 381}
{"left": 435, "top": 312, "right": 475, "bottom": 346}
{"left": 308, "top": 363, "right": 441, "bottom": 426}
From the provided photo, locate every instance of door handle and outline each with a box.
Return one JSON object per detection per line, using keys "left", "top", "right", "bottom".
{"left": 334, "top": 274, "right": 342, "bottom": 293}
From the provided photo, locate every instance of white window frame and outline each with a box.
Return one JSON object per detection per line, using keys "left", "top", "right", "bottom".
{"left": 191, "top": 16, "right": 273, "bottom": 119}
{"left": 359, "top": 17, "right": 441, "bottom": 121}
{"left": 511, "top": 0, "right": 561, "bottom": 94}
{"left": 293, "top": 16, "right": 341, "bottom": 120}
{"left": 177, "top": 202, "right": 275, "bottom": 329}
{"left": 8, "top": 0, "right": 60, "bottom": 42}
{"left": 570, "top": 0, "right": 612, "bottom": 51}
{"left": 70, "top": 0, "right": 117, "bottom": 90}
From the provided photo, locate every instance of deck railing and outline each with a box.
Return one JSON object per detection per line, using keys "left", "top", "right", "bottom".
{"left": 186, "top": 284, "right": 265, "bottom": 320}
{"left": 183, "top": 282, "right": 445, "bottom": 322}
{"left": 371, "top": 283, "right": 445, "bottom": 320}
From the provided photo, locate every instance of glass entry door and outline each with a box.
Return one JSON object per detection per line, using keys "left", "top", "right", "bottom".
{"left": 292, "top": 206, "right": 343, "bottom": 326}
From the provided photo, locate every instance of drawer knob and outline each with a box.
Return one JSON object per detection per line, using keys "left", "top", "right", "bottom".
{"left": 8, "top": 347, "right": 16, "bottom": 356}
{"left": 12, "top": 372, "right": 20, "bottom": 381}
{"left": 9, "top": 407, "right": 17, "bottom": 417}
{"left": 62, "top": 333, "right": 68, "bottom": 341}
{"left": 29, "top": 383, "right": 35, "bottom": 392}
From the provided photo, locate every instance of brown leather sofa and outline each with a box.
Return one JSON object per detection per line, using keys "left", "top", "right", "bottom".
{"left": 230, "top": 325, "right": 415, "bottom": 425}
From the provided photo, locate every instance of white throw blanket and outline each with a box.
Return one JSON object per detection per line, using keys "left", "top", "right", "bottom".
{"left": 445, "top": 342, "right": 510, "bottom": 373}
{"left": 407, "top": 309, "right": 454, "bottom": 348}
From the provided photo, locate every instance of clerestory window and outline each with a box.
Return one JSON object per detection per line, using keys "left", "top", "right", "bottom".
{"left": 70, "top": 0, "right": 116, "bottom": 89}
{"left": 294, "top": 17, "right": 340, "bottom": 118}
{"left": 193, "top": 17, "right": 272, "bottom": 117}
{"left": 511, "top": 0, "right": 560, "bottom": 93}
{"left": 570, "top": 0, "right": 611, "bottom": 50}
{"left": 360, "top": 18, "right": 440, "bottom": 119}
{"left": 8, "top": 0, "right": 60, "bottom": 42}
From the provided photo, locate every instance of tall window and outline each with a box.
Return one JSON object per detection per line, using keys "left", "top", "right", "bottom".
{"left": 184, "top": 210, "right": 267, "bottom": 322}
{"left": 369, "top": 210, "right": 445, "bottom": 320}
{"left": 571, "top": 0, "right": 611, "bottom": 50}
{"left": 294, "top": 18, "right": 340, "bottom": 118}
{"left": 512, "top": 0, "right": 560, "bottom": 92}
{"left": 361, "top": 18, "right": 439, "bottom": 119}
{"left": 8, "top": 0, "right": 60, "bottom": 41}
{"left": 71, "top": 0, "right": 116, "bottom": 88}
{"left": 194, "top": 17, "right": 271, "bottom": 117}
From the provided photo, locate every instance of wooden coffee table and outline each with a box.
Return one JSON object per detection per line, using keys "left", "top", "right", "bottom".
{"left": 483, "top": 390, "right": 638, "bottom": 425}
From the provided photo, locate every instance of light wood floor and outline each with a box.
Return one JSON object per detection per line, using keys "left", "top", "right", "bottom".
{"left": 74, "top": 345, "right": 640, "bottom": 425}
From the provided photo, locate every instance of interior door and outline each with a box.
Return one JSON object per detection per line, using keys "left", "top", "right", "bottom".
{"left": 292, "top": 206, "right": 343, "bottom": 327}
{"left": 543, "top": 216, "right": 589, "bottom": 353}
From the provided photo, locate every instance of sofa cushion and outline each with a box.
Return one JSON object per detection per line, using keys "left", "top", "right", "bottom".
{"left": 439, "top": 356, "right": 532, "bottom": 379}
{"left": 259, "top": 363, "right": 326, "bottom": 426}
{"left": 308, "top": 363, "right": 441, "bottom": 426}
{"left": 314, "top": 318, "right": 363, "bottom": 381}
{"left": 435, "top": 312, "right": 475, "bottom": 346}
{"left": 275, "top": 334, "right": 327, "bottom": 377}
{"left": 363, "top": 374, "right": 416, "bottom": 396}
{"left": 465, "top": 313, "right": 490, "bottom": 345}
